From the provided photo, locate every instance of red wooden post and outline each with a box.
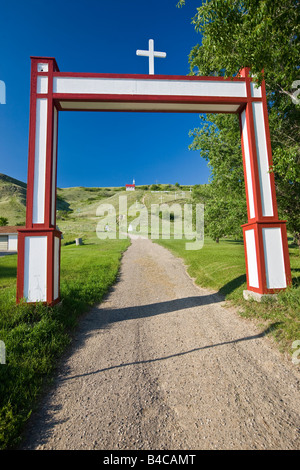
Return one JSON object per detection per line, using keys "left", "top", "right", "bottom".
{"left": 239, "top": 68, "right": 291, "bottom": 299}
{"left": 17, "top": 58, "right": 61, "bottom": 305}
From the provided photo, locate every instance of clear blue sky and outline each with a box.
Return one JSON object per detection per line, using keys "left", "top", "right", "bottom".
{"left": 0, "top": 0, "right": 211, "bottom": 188}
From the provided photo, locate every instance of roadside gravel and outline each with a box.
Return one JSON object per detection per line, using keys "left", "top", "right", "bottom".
{"left": 21, "top": 237, "right": 300, "bottom": 450}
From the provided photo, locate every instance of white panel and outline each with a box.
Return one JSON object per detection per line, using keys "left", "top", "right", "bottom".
{"left": 58, "top": 100, "right": 240, "bottom": 113}
{"left": 24, "top": 236, "right": 47, "bottom": 302}
{"left": 252, "top": 102, "right": 273, "bottom": 217}
{"left": 262, "top": 228, "right": 286, "bottom": 289}
{"left": 0, "top": 236, "right": 8, "bottom": 250}
{"left": 241, "top": 110, "right": 255, "bottom": 219}
{"left": 33, "top": 98, "right": 48, "bottom": 224}
{"left": 8, "top": 234, "right": 18, "bottom": 251}
{"left": 54, "top": 236, "right": 59, "bottom": 300}
{"left": 245, "top": 229, "right": 259, "bottom": 288}
{"left": 54, "top": 76, "right": 247, "bottom": 98}
{"left": 250, "top": 82, "right": 262, "bottom": 98}
{"left": 37, "top": 76, "right": 48, "bottom": 94}
{"left": 51, "top": 107, "right": 58, "bottom": 226}
{"left": 37, "top": 63, "right": 48, "bottom": 72}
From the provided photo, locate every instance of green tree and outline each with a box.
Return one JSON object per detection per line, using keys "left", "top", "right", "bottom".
{"left": 0, "top": 217, "right": 8, "bottom": 227}
{"left": 190, "top": 114, "right": 247, "bottom": 241}
{"left": 179, "top": 0, "right": 300, "bottom": 245}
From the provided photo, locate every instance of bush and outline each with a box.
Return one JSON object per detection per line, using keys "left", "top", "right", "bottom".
{"left": 0, "top": 217, "right": 8, "bottom": 226}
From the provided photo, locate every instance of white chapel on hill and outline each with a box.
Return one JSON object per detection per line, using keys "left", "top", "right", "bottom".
{"left": 126, "top": 179, "right": 136, "bottom": 191}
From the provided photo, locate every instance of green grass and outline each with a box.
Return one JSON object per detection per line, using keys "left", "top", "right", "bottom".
{"left": 156, "top": 237, "right": 300, "bottom": 356}
{"left": 0, "top": 237, "right": 130, "bottom": 449}
{"left": 1, "top": 181, "right": 299, "bottom": 447}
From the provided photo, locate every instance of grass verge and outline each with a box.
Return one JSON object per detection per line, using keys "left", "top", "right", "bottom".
{"left": 156, "top": 237, "right": 300, "bottom": 357}
{"left": 0, "top": 238, "right": 130, "bottom": 449}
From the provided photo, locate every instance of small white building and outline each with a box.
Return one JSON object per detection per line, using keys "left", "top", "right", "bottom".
{"left": 126, "top": 179, "right": 136, "bottom": 191}
{"left": 0, "top": 226, "right": 23, "bottom": 251}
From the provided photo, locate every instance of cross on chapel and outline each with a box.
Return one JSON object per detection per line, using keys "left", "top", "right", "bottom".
{"left": 136, "top": 39, "right": 166, "bottom": 75}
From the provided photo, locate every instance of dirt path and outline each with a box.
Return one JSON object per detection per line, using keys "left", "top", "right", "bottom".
{"left": 21, "top": 238, "right": 300, "bottom": 450}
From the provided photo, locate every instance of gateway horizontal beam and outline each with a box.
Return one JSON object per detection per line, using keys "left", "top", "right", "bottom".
{"left": 53, "top": 76, "right": 247, "bottom": 99}
{"left": 57, "top": 100, "right": 241, "bottom": 113}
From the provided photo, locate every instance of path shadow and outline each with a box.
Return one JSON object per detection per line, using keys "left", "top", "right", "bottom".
{"left": 95, "top": 292, "right": 223, "bottom": 322}
{"left": 20, "top": 402, "right": 69, "bottom": 449}
{"left": 0, "top": 251, "right": 17, "bottom": 258}
{"left": 60, "top": 273, "right": 249, "bottom": 358}
{"left": 218, "top": 274, "right": 247, "bottom": 297}
{"left": 0, "top": 264, "right": 17, "bottom": 280}
{"left": 59, "top": 322, "right": 281, "bottom": 383}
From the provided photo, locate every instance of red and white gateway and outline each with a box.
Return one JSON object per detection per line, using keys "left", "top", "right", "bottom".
{"left": 16, "top": 57, "right": 291, "bottom": 305}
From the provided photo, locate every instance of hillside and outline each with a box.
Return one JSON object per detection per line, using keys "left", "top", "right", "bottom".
{"left": 0, "top": 174, "right": 27, "bottom": 225}
{"left": 0, "top": 174, "right": 96, "bottom": 226}
{"left": 0, "top": 174, "right": 194, "bottom": 244}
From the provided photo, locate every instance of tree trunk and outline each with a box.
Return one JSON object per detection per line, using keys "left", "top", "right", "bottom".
{"left": 294, "top": 232, "right": 300, "bottom": 251}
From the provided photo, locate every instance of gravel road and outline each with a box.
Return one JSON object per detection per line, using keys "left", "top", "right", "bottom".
{"left": 21, "top": 237, "right": 300, "bottom": 450}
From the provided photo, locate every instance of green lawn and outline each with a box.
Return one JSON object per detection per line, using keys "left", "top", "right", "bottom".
{"left": 0, "top": 237, "right": 129, "bottom": 449}
{"left": 156, "top": 237, "right": 300, "bottom": 356}
{"left": 1, "top": 230, "right": 299, "bottom": 449}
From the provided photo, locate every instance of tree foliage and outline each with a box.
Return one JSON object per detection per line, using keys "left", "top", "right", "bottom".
{"left": 0, "top": 217, "right": 8, "bottom": 227}
{"left": 179, "top": 0, "right": 300, "bottom": 244}
{"left": 190, "top": 114, "right": 247, "bottom": 241}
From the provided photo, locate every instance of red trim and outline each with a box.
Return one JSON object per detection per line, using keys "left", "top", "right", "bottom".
{"left": 17, "top": 227, "right": 62, "bottom": 235}
{"left": 56, "top": 107, "right": 241, "bottom": 115}
{"left": 239, "top": 112, "right": 253, "bottom": 221}
{"left": 44, "top": 101, "right": 54, "bottom": 227}
{"left": 57, "top": 235, "right": 61, "bottom": 302}
{"left": 43, "top": 60, "right": 57, "bottom": 229}
{"left": 53, "top": 105, "right": 59, "bottom": 227}
{"left": 260, "top": 79, "right": 279, "bottom": 220}
{"left": 244, "top": 78, "right": 264, "bottom": 221}
{"left": 16, "top": 228, "right": 62, "bottom": 305}
{"left": 31, "top": 56, "right": 60, "bottom": 72}
{"left": 16, "top": 231, "right": 25, "bottom": 303}
{"left": 55, "top": 94, "right": 251, "bottom": 105}
{"left": 53, "top": 71, "right": 247, "bottom": 82}
{"left": 47, "top": 231, "right": 53, "bottom": 304}
{"left": 281, "top": 223, "right": 292, "bottom": 287}
{"left": 256, "top": 224, "right": 267, "bottom": 293}
{"left": 242, "top": 221, "right": 292, "bottom": 294}
{"left": 25, "top": 62, "right": 38, "bottom": 228}
{"left": 242, "top": 224, "right": 265, "bottom": 295}
{"left": 55, "top": 94, "right": 249, "bottom": 115}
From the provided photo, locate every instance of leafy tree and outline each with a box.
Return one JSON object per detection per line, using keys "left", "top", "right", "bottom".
{"left": 190, "top": 114, "right": 247, "bottom": 241}
{"left": 150, "top": 184, "right": 161, "bottom": 191}
{"left": 0, "top": 217, "right": 8, "bottom": 226}
{"left": 178, "top": 0, "right": 300, "bottom": 245}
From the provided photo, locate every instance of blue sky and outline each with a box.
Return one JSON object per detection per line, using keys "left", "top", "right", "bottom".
{"left": 0, "top": 0, "right": 211, "bottom": 188}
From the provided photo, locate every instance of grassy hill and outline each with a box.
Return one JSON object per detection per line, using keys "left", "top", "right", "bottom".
{"left": 0, "top": 173, "right": 72, "bottom": 225}
{"left": 0, "top": 174, "right": 27, "bottom": 225}
{"left": 0, "top": 174, "right": 193, "bottom": 243}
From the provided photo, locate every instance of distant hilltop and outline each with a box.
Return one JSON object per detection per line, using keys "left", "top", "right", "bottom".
{"left": 0, "top": 173, "right": 196, "bottom": 226}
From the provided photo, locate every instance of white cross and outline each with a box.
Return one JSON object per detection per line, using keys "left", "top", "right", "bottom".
{"left": 136, "top": 39, "right": 166, "bottom": 75}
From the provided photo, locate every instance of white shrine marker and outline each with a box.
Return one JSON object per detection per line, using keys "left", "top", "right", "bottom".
{"left": 136, "top": 39, "right": 166, "bottom": 75}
